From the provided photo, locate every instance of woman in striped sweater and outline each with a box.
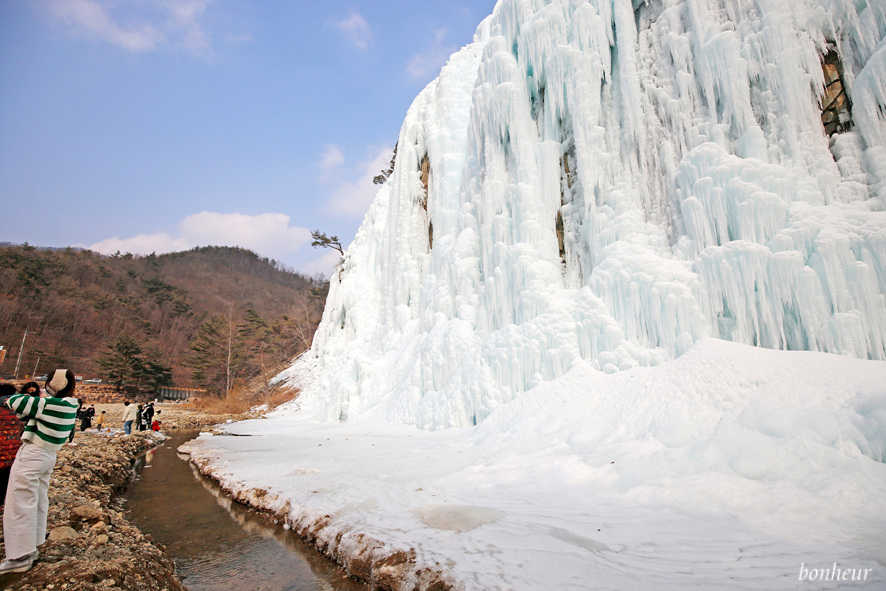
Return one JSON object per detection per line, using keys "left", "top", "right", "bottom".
{"left": 0, "top": 369, "right": 78, "bottom": 574}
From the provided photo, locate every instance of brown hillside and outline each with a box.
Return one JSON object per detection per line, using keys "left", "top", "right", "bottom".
{"left": 0, "top": 244, "right": 326, "bottom": 393}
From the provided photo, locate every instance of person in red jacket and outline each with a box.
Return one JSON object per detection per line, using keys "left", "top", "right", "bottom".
{"left": 0, "top": 382, "right": 25, "bottom": 508}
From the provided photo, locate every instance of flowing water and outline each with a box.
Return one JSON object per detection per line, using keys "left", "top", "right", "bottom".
{"left": 124, "top": 430, "right": 367, "bottom": 591}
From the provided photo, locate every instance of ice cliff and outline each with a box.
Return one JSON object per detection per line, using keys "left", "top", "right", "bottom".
{"left": 284, "top": 0, "right": 886, "bottom": 429}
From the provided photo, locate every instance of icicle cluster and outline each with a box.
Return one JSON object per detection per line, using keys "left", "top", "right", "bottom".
{"left": 283, "top": 0, "right": 886, "bottom": 429}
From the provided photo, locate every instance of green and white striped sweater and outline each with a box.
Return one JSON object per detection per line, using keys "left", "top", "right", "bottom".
{"left": 5, "top": 393, "right": 78, "bottom": 451}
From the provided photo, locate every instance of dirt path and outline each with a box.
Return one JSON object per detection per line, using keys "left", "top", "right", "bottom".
{"left": 0, "top": 403, "right": 254, "bottom": 591}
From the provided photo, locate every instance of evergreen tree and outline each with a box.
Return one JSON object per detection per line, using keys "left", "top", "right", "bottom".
{"left": 310, "top": 230, "right": 344, "bottom": 255}
{"left": 238, "top": 304, "right": 271, "bottom": 378}
{"left": 138, "top": 358, "right": 173, "bottom": 392}
{"left": 98, "top": 335, "right": 172, "bottom": 394}
{"left": 186, "top": 313, "right": 241, "bottom": 396}
{"left": 99, "top": 335, "right": 143, "bottom": 392}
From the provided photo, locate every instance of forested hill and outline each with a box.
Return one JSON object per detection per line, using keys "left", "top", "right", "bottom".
{"left": 0, "top": 244, "right": 326, "bottom": 395}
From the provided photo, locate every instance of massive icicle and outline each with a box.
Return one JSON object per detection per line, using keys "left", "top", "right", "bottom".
{"left": 283, "top": 0, "right": 886, "bottom": 429}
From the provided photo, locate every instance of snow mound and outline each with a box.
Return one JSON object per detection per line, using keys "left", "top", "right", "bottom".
{"left": 190, "top": 339, "right": 886, "bottom": 589}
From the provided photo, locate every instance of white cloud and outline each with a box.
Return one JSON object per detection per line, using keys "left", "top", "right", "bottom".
{"left": 333, "top": 11, "right": 372, "bottom": 52}
{"left": 319, "top": 145, "right": 345, "bottom": 176}
{"left": 88, "top": 232, "right": 188, "bottom": 256}
{"left": 322, "top": 146, "right": 391, "bottom": 217}
{"left": 87, "top": 211, "right": 311, "bottom": 262}
{"left": 43, "top": 0, "right": 215, "bottom": 57}
{"left": 406, "top": 27, "right": 456, "bottom": 81}
{"left": 160, "top": 0, "right": 213, "bottom": 57}
{"left": 179, "top": 211, "right": 311, "bottom": 256}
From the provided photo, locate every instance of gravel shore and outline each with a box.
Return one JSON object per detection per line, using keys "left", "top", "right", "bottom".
{"left": 0, "top": 403, "right": 256, "bottom": 591}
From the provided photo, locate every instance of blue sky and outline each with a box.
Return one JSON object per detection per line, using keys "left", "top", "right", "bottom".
{"left": 0, "top": 0, "right": 497, "bottom": 277}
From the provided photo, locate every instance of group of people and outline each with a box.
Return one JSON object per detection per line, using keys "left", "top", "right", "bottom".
{"left": 0, "top": 372, "right": 165, "bottom": 575}
{"left": 70, "top": 400, "right": 161, "bottom": 436}
{"left": 120, "top": 401, "right": 161, "bottom": 434}
{"left": 75, "top": 403, "right": 95, "bottom": 431}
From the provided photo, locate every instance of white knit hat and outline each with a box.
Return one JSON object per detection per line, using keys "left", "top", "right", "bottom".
{"left": 45, "top": 369, "right": 70, "bottom": 395}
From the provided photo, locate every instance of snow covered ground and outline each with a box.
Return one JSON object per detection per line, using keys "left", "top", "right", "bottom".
{"left": 183, "top": 339, "right": 886, "bottom": 590}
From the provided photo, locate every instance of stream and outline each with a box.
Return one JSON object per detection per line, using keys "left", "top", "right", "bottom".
{"left": 124, "top": 429, "right": 367, "bottom": 591}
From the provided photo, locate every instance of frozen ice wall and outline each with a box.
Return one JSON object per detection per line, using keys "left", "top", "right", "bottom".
{"left": 284, "top": 0, "right": 886, "bottom": 429}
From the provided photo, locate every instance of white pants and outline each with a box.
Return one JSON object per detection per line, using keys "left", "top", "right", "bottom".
{"left": 3, "top": 442, "right": 56, "bottom": 560}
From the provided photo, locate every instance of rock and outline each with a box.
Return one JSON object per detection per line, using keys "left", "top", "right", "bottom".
{"left": 94, "top": 534, "right": 109, "bottom": 545}
{"left": 91, "top": 521, "right": 108, "bottom": 534}
{"left": 48, "top": 526, "right": 78, "bottom": 541}
{"left": 73, "top": 505, "right": 103, "bottom": 521}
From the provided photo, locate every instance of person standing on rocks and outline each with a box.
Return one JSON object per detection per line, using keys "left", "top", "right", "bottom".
{"left": 79, "top": 404, "right": 95, "bottom": 431}
{"left": 0, "top": 369, "right": 78, "bottom": 574}
{"left": 69, "top": 399, "right": 83, "bottom": 443}
{"left": 143, "top": 402, "right": 155, "bottom": 431}
{"left": 0, "top": 383, "right": 24, "bottom": 506}
{"left": 122, "top": 401, "right": 137, "bottom": 435}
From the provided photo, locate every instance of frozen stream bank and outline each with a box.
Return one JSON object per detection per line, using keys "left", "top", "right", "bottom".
{"left": 184, "top": 340, "right": 886, "bottom": 590}
{"left": 125, "top": 429, "right": 366, "bottom": 591}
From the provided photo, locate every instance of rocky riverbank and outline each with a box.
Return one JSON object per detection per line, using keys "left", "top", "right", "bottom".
{"left": 0, "top": 404, "right": 257, "bottom": 591}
